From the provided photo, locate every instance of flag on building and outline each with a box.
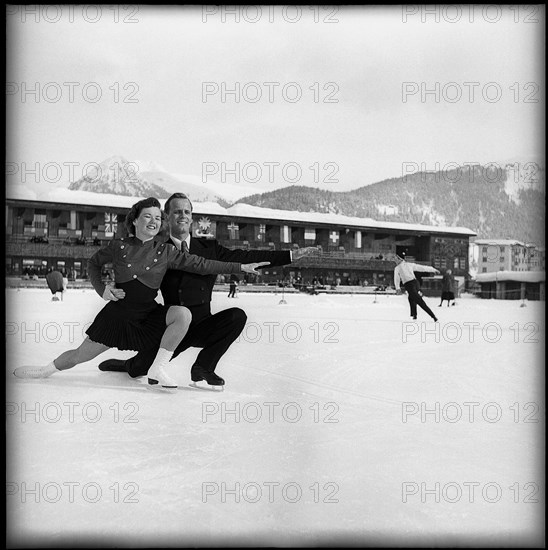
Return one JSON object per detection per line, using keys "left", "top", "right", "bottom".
{"left": 193, "top": 216, "right": 216, "bottom": 239}
{"left": 105, "top": 212, "right": 117, "bottom": 235}
{"left": 304, "top": 228, "right": 316, "bottom": 241}
{"left": 280, "top": 225, "right": 290, "bottom": 243}
{"left": 255, "top": 223, "right": 266, "bottom": 241}
{"left": 227, "top": 222, "right": 239, "bottom": 240}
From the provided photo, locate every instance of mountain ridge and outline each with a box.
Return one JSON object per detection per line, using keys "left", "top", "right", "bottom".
{"left": 63, "top": 156, "right": 545, "bottom": 245}
{"left": 234, "top": 164, "right": 545, "bottom": 245}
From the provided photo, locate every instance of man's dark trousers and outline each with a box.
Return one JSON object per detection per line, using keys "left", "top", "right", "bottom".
{"left": 404, "top": 279, "right": 436, "bottom": 320}
{"left": 125, "top": 307, "right": 246, "bottom": 378}
{"left": 118, "top": 237, "right": 290, "bottom": 378}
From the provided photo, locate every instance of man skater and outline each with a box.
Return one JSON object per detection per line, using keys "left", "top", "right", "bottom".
{"left": 394, "top": 255, "right": 438, "bottom": 322}
{"left": 99, "top": 192, "right": 317, "bottom": 389}
{"left": 228, "top": 275, "right": 238, "bottom": 298}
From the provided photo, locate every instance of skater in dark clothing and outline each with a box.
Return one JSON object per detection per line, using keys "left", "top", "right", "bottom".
{"left": 439, "top": 269, "right": 456, "bottom": 307}
{"left": 45, "top": 268, "right": 64, "bottom": 301}
{"left": 394, "top": 255, "right": 438, "bottom": 322}
{"left": 228, "top": 275, "right": 239, "bottom": 298}
{"left": 13, "top": 197, "right": 269, "bottom": 387}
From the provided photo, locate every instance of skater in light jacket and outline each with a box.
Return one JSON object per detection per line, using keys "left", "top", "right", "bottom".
{"left": 394, "top": 255, "right": 438, "bottom": 322}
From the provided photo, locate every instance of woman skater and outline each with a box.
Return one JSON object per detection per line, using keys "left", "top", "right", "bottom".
{"left": 439, "top": 269, "right": 456, "bottom": 307}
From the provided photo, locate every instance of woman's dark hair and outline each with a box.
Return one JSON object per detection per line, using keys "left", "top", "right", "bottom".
{"left": 164, "top": 192, "right": 193, "bottom": 214}
{"left": 125, "top": 197, "right": 162, "bottom": 235}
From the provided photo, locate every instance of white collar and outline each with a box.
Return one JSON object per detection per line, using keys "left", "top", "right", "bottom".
{"left": 170, "top": 234, "right": 191, "bottom": 251}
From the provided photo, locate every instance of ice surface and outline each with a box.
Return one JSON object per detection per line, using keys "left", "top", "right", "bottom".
{"left": 6, "top": 289, "right": 545, "bottom": 547}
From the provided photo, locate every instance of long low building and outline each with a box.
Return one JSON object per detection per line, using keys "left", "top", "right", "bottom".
{"left": 6, "top": 188, "right": 477, "bottom": 286}
{"left": 474, "top": 270, "right": 546, "bottom": 301}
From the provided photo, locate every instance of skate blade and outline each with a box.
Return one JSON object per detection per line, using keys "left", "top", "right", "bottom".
{"left": 148, "top": 378, "right": 178, "bottom": 389}
{"left": 189, "top": 381, "right": 224, "bottom": 392}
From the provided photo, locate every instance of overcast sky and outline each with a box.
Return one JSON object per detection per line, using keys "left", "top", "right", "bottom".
{"left": 6, "top": 5, "right": 544, "bottom": 195}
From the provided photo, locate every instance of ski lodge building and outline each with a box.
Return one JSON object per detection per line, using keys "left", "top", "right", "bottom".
{"left": 6, "top": 190, "right": 477, "bottom": 286}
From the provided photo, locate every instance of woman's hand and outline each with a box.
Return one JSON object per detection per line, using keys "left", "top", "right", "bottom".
{"left": 241, "top": 261, "right": 270, "bottom": 274}
{"left": 103, "top": 284, "right": 126, "bottom": 301}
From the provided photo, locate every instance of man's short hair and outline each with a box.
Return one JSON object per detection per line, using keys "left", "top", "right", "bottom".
{"left": 164, "top": 193, "right": 193, "bottom": 214}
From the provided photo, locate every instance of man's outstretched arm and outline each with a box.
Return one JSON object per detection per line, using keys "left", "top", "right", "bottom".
{"left": 213, "top": 242, "right": 317, "bottom": 266}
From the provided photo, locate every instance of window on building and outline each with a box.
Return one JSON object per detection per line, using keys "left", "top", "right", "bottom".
{"left": 500, "top": 257, "right": 504, "bottom": 262}
{"left": 482, "top": 267, "right": 487, "bottom": 273}
{"left": 482, "top": 247, "right": 487, "bottom": 253}
{"left": 33, "top": 213, "right": 47, "bottom": 228}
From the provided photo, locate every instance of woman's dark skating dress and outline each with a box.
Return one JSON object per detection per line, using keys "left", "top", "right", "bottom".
{"left": 85, "top": 236, "right": 242, "bottom": 351}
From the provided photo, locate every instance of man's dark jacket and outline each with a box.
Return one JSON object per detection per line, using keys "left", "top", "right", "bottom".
{"left": 160, "top": 237, "right": 291, "bottom": 323}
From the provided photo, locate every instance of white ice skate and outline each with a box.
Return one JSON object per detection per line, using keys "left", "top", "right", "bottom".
{"left": 13, "top": 362, "right": 58, "bottom": 379}
{"left": 147, "top": 363, "right": 178, "bottom": 389}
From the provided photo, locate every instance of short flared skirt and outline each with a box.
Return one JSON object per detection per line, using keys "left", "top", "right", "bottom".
{"left": 441, "top": 291, "right": 455, "bottom": 301}
{"left": 85, "top": 280, "right": 168, "bottom": 351}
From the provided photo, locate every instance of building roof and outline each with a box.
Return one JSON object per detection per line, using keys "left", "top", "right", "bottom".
{"left": 475, "top": 271, "right": 546, "bottom": 283}
{"left": 6, "top": 187, "right": 477, "bottom": 237}
{"left": 473, "top": 239, "right": 526, "bottom": 246}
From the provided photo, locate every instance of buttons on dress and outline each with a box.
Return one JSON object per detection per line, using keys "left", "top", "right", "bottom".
{"left": 127, "top": 264, "right": 131, "bottom": 267}
{"left": 133, "top": 275, "right": 137, "bottom": 279}
{"left": 146, "top": 267, "right": 150, "bottom": 270}
{"left": 154, "top": 259, "right": 158, "bottom": 262}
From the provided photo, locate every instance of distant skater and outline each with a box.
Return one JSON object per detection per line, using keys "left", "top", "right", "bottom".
{"left": 228, "top": 277, "right": 238, "bottom": 298}
{"left": 439, "top": 269, "right": 456, "bottom": 307}
{"left": 45, "top": 268, "right": 64, "bottom": 301}
{"left": 394, "top": 255, "right": 438, "bottom": 322}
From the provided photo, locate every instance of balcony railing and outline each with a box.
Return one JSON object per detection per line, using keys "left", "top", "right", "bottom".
{"left": 6, "top": 235, "right": 438, "bottom": 271}
{"left": 291, "top": 251, "right": 396, "bottom": 270}
{"left": 6, "top": 239, "right": 104, "bottom": 259}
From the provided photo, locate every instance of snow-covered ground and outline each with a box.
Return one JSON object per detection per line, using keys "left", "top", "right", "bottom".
{"left": 6, "top": 289, "right": 545, "bottom": 547}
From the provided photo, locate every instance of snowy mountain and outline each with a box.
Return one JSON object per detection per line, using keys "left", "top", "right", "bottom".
{"left": 235, "top": 163, "right": 546, "bottom": 245}
{"left": 495, "top": 158, "right": 545, "bottom": 204}
{"left": 170, "top": 173, "right": 263, "bottom": 204}
{"left": 65, "top": 156, "right": 257, "bottom": 204}
{"left": 68, "top": 156, "right": 171, "bottom": 198}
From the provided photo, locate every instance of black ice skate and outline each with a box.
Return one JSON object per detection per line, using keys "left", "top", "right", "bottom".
{"left": 189, "top": 365, "right": 225, "bottom": 392}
